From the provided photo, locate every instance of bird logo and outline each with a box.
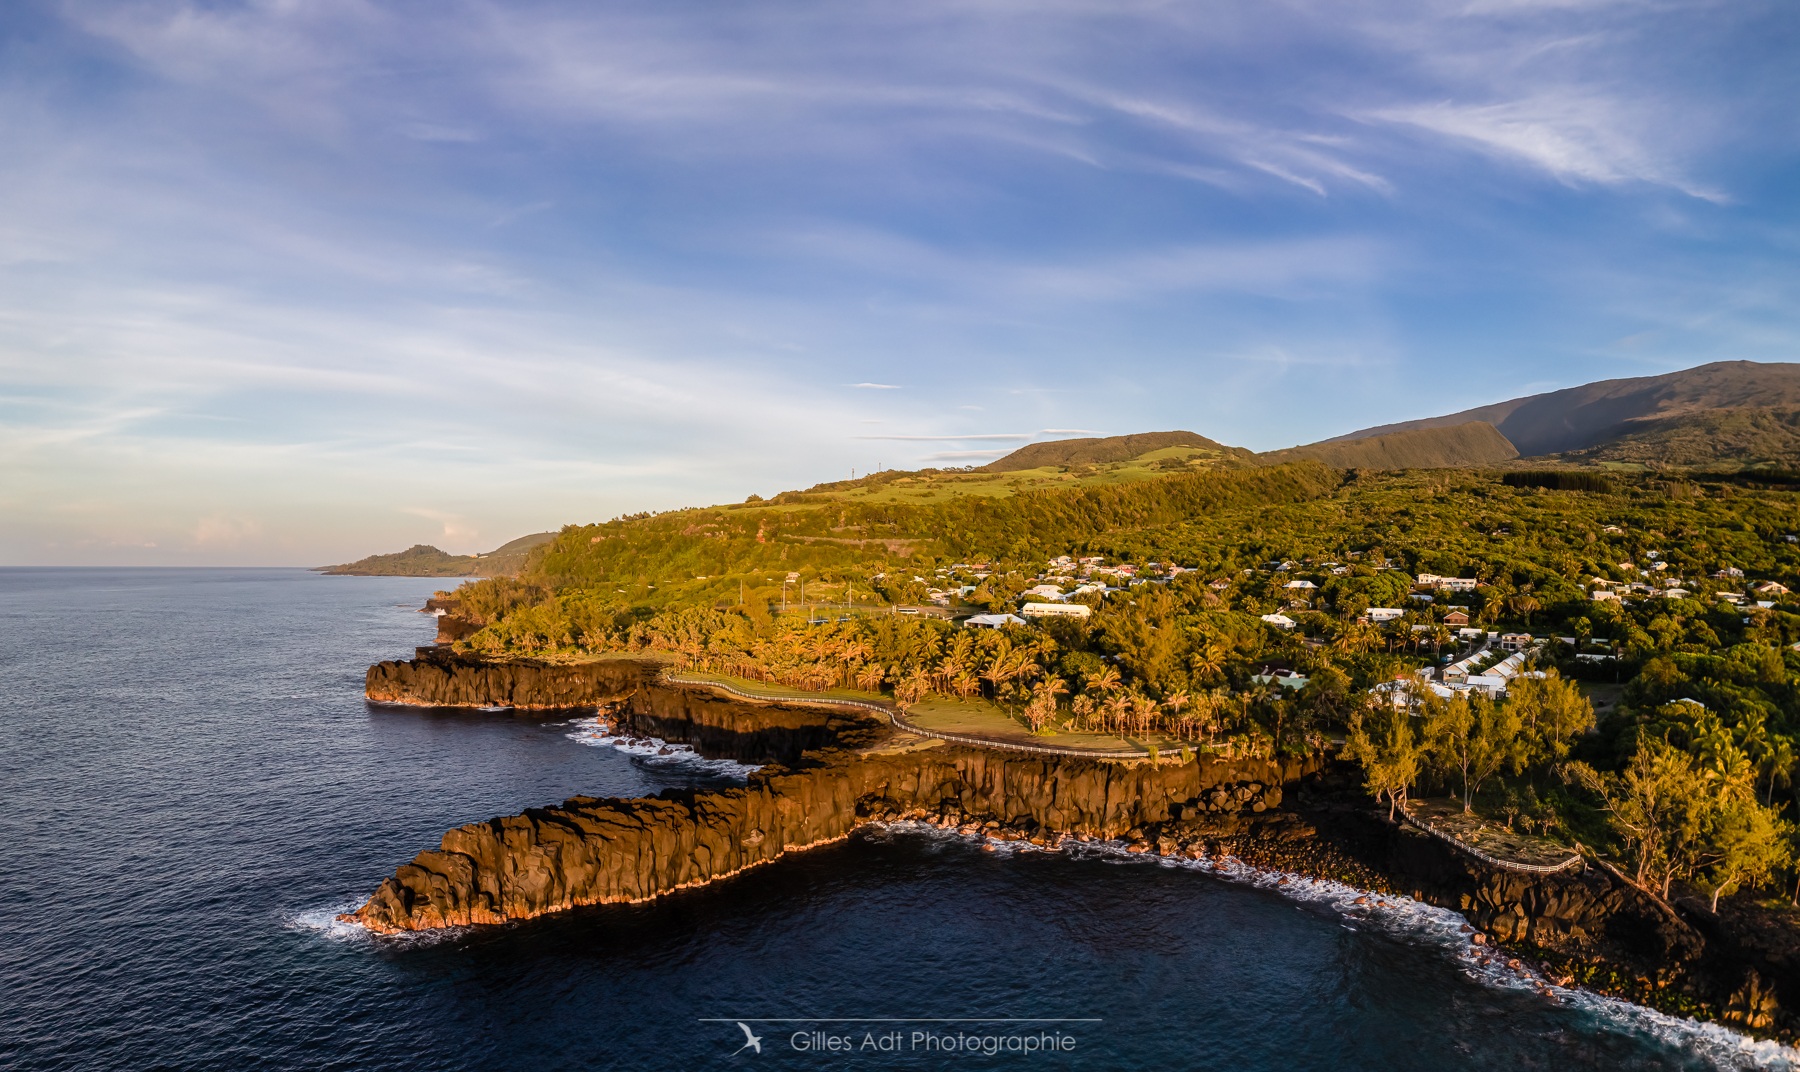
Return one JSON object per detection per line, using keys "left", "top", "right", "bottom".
{"left": 730, "top": 1021, "right": 763, "bottom": 1056}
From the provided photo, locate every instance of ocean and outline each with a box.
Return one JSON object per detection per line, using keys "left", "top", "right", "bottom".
{"left": 2, "top": 567, "right": 1793, "bottom": 1070}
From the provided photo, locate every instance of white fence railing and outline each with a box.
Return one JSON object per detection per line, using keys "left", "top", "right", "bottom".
{"left": 1399, "top": 811, "right": 1583, "bottom": 875}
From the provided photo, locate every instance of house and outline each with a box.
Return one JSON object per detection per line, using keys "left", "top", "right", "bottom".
{"left": 1252, "top": 666, "right": 1310, "bottom": 690}
{"left": 1419, "top": 574, "right": 1479, "bottom": 591}
{"left": 1457, "top": 627, "right": 1487, "bottom": 641}
{"left": 1443, "top": 610, "right": 1470, "bottom": 626}
{"left": 1590, "top": 590, "right": 1620, "bottom": 603}
{"left": 1714, "top": 567, "right": 1746, "bottom": 579}
{"left": 964, "top": 613, "right": 1027, "bottom": 629}
{"left": 1208, "top": 578, "right": 1233, "bottom": 590}
{"left": 1464, "top": 674, "right": 1510, "bottom": 697}
{"left": 1366, "top": 608, "right": 1404, "bottom": 623}
{"left": 1022, "top": 584, "right": 1067, "bottom": 600}
{"left": 1020, "top": 603, "right": 1091, "bottom": 620}
{"left": 1283, "top": 579, "right": 1318, "bottom": 590}
{"left": 1754, "top": 581, "right": 1791, "bottom": 596}
{"left": 1409, "top": 593, "right": 1435, "bottom": 603}
{"left": 1260, "top": 613, "right": 1297, "bottom": 630}
{"left": 1660, "top": 588, "right": 1693, "bottom": 599}
{"left": 1498, "top": 633, "right": 1533, "bottom": 652}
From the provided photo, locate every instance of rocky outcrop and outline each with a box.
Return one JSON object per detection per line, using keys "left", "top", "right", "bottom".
{"left": 364, "top": 650, "right": 656, "bottom": 709}
{"left": 344, "top": 734, "right": 1325, "bottom": 933}
{"left": 348, "top": 651, "right": 1800, "bottom": 1039}
{"left": 621, "top": 684, "right": 886, "bottom": 764}
{"left": 1300, "top": 802, "right": 1794, "bottom": 1035}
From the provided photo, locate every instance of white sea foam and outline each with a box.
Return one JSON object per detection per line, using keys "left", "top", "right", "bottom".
{"left": 288, "top": 899, "right": 486, "bottom": 946}
{"left": 868, "top": 820, "right": 1800, "bottom": 1071}
{"left": 285, "top": 899, "right": 376, "bottom": 942}
{"left": 564, "top": 715, "right": 762, "bottom": 780}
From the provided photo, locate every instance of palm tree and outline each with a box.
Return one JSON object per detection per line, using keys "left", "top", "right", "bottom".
{"left": 1105, "top": 693, "right": 1132, "bottom": 736}
{"left": 1189, "top": 640, "right": 1228, "bottom": 685}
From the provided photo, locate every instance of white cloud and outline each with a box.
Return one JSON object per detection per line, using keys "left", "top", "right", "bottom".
{"left": 922, "top": 449, "right": 1012, "bottom": 460}
{"left": 1369, "top": 96, "right": 1726, "bottom": 202}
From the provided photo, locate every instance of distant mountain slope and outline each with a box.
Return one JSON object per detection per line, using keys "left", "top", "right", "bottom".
{"left": 1532, "top": 405, "right": 1800, "bottom": 469}
{"left": 317, "top": 532, "right": 555, "bottom": 576}
{"left": 980, "top": 430, "right": 1250, "bottom": 472}
{"left": 1323, "top": 361, "right": 1800, "bottom": 457}
{"left": 1257, "top": 421, "right": 1519, "bottom": 470}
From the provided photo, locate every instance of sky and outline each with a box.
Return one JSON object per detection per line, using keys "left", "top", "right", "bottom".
{"left": 2, "top": 0, "right": 1797, "bottom": 566}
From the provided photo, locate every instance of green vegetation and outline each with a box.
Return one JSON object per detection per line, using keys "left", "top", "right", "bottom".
{"left": 1259, "top": 421, "right": 1519, "bottom": 470}
{"left": 979, "top": 430, "right": 1252, "bottom": 472}
{"left": 1503, "top": 471, "right": 1614, "bottom": 493}
{"left": 1543, "top": 406, "right": 1800, "bottom": 471}
{"left": 434, "top": 454, "right": 1800, "bottom": 910}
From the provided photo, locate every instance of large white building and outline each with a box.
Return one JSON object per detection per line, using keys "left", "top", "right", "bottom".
{"left": 1020, "top": 603, "right": 1091, "bottom": 620}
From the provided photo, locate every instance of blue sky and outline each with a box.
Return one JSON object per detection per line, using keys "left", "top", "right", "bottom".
{"left": 2, "top": 0, "right": 1797, "bottom": 565}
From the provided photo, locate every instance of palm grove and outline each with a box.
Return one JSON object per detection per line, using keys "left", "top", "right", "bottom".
{"left": 440, "top": 462, "right": 1800, "bottom": 913}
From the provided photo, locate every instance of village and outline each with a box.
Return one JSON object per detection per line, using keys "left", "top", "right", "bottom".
{"left": 906, "top": 540, "right": 1800, "bottom": 708}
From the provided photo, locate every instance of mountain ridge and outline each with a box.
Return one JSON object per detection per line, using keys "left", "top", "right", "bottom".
{"left": 1322, "top": 360, "right": 1800, "bottom": 457}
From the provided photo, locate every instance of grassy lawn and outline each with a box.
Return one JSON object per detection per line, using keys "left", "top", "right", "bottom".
{"left": 667, "top": 667, "right": 1177, "bottom": 755}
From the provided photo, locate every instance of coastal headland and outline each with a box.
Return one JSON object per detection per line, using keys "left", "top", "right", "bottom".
{"left": 348, "top": 652, "right": 1798, "bottom": 1039}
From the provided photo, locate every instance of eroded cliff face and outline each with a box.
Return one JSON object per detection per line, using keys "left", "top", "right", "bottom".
{"left": 364, "top": 650, "right": 656, "bottom": 709}
{"left": 345, "top": 735, "right": 1323, "bottom": 934}
{"left": 347, "top": 653, "right": 1798, "bottom": 1038}
{"left": 1306, "top": 807, "right": 1792, "bottom": 1034}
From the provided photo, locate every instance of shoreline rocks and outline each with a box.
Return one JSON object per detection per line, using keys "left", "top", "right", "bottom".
{"left": 349, "top": 650, "right": 1800, "bottom": 1042}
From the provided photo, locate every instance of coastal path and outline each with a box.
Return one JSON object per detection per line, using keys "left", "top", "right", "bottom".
{"left": 659, "top": 671, "right": 1150, "bottom": 760}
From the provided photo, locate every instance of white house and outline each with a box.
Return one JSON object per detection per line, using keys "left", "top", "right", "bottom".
{"left": 1022, "top": 584, "right": 1067, "bottom": 600}
{"left": 1260, "top": 613, "right": 1297, "bottom": 630}
{"left": 1020, "top": 603, "right": 1091, "bottom": 620}
{"left": 1417, "top": 574, "right": 1479, "bottom": 591}
{"left": 1498, "top": 633, "right": 1533, "bottom": 652}
{"left": 965, "top": 613, "right": 1027, "bottom": 629}
{"left": 1366, "top": 607, "right": 1404, "bottom": 623}
{"left": 1283, "top": 579, "right": 1318, "bottom": 590}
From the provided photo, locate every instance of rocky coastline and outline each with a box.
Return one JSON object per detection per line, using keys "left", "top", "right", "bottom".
{"left": 347, "top": 652, "right": 1800, "bottom": 1041}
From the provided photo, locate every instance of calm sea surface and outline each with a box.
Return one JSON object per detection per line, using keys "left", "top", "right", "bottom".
{"left": 2, "top": 568, "right": 1793, "bottom": 1070}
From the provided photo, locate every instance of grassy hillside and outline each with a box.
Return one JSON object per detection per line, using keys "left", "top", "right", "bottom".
{"left": 979, "top": 430, "right": 1251, "bottom": 472}
{"left": 1323, "top": 360, "right": 1800, "bottom": 457}
{"left": 1257, "top": 421, "right": 1518, "bottom": 470}
{"left": 526, "top": 462, "right": 1342, "bottom": 607}
{"left": 1529, "top": 406, "right": 1800, "bottom": 471}
{"left": 317, "top": 532, "right": 555, "bottom": 576}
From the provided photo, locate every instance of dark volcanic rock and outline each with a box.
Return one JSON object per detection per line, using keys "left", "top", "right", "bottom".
{"left": 345, "top": 742, "right": 1327, "bottom": 934}
{"left": 364, "top": 650, "right": 654, "bottom": 709}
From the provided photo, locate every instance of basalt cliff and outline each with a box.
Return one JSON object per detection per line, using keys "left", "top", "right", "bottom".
{"left": 347, "top": 652, "right": 1800, "bottom": 1039}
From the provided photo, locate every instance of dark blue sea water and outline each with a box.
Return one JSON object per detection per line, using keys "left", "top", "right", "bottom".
{"left": 3, "top": 568, "right": 1793, "bottom": 1071}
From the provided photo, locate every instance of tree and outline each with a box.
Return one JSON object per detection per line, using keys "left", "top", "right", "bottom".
{"left": 1436, "top": 692, "right": 1523, "bottom": 813}
{"left": 1565, "top": 740, "right": 1713, "bottom": 898}
{"left": 1703, "top": 800, "right": 1789, "bottom": 912}
{"left": 1346, "top": 693, "right": 1432, "bottom": 821}
{"left": 1506, "top": 670, "right": 1594, "bottom": 769}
